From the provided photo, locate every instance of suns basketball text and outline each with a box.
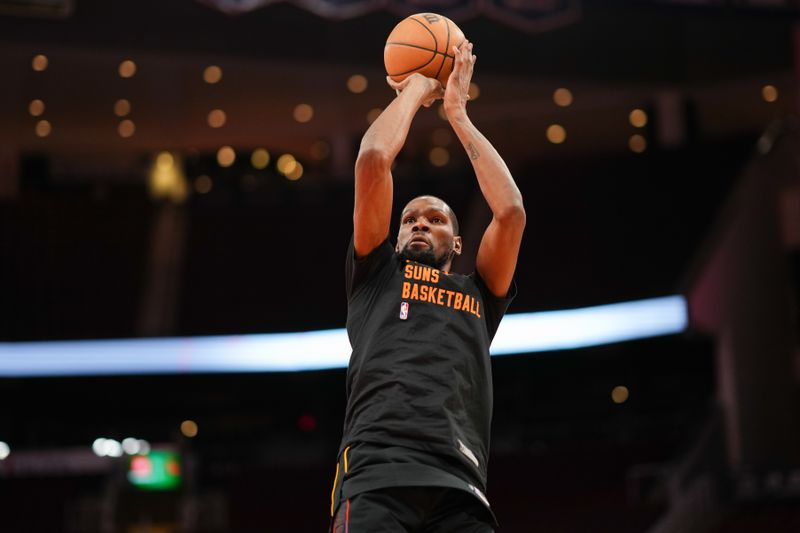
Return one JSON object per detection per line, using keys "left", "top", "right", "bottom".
{"left": 401, "top": 263, "right": 481, "bottom": 318}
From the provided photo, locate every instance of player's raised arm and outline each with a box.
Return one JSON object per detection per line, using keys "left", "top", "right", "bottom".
{"left": 353, "top": 74, "right": 443, "bottom": 257}
{"left": 444, "top": 40, "right": 525, "bottom": 297}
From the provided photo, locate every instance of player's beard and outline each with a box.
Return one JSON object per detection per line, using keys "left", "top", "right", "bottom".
{"left": 399, "top": 241, "right": 452, "bottom": 270}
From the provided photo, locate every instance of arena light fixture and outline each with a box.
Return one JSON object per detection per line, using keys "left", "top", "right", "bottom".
{"left": 194, "top": 175, "right": 213, "bottom": 194}
{"left": 31, "top": 54, "right": 48, "bottom": 72}
{"left": 761, "top": 85, "right": 778, "bottom": 103}
{"left": 29, "top": 99, "right": 45, "bottom": 117}
{"left": 629, "top": 134, "right": 647, "bottom": 153}
{"left": 118, "top": 119, "right": 135, "bottom": 138}
{"left": 207, "top": 109, "right": 226, "bottom": 128}
{"left": 34, "top": 119, "right": 52, "bottom": 137}
{"left": 114, "top": 99, "right": 131, "bottom": 117}
{"left": 553, "top": 88, "right": 573, "bottom": 107}
{"left": 629, "top": 109, "right": 648, "bottom": 128}
{"left": 0, "top": 295, "right": 687, "bottom": 377}
{"left": 546, "top": 124, "right": 566, "bottom": 144}
{"left": 0, "top": 441, "right": 10, "bottom": 460}
{"left": 118, "top": 59, "right": 137, "bottom": 78}
{"left": 347, "top": 74, "right": 368, "bottom": 94}
{"left": 203, "top": 65, "right": 223, "bottom": 84}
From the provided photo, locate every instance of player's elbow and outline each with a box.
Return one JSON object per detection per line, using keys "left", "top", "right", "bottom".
{"left": 355, "top": 148, "right": 391, "bottom": 177}
{"left": 497, "top": 202, "right": 526, "bottom": 228}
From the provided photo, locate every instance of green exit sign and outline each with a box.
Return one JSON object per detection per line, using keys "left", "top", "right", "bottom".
{"left": 127, "top": 450, "right": 181, "bottom": 491}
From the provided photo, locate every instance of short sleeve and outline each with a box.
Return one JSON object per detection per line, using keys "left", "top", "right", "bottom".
{"left": 470, "top": 271, "right": 517, "bottom": 341}
{"left": 345, "top": 234, "right": 395, "bottom": 300}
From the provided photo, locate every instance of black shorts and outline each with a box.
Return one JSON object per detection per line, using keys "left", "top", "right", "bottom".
{"left": 331, "top": 486, "right": 494, "bottom": 533}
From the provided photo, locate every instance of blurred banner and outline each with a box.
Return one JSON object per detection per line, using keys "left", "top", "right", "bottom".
{"left": 197, "top": 0, "right": 583, "bottom": 33}
{"left": 196, "top": 0, "right": 799, "bottom": 32}
{"left": 651, "top": 0, "right": 799, "bottom": 8}
{"left": 0, "top": 0, "right": 72, "bottom": 17}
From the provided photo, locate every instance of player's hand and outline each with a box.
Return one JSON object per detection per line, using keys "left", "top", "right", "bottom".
{"left": 387, "top": 73, "right": 443, "bottom": 108}
{"left": 444, "top": 40, "right": 476, "bottom": 116}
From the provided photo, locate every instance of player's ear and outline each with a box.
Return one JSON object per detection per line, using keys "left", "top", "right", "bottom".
{"left": 453, "top": 236, "right": 462, "bottom": 256}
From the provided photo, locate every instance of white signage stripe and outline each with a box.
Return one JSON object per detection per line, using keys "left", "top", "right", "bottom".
{"left": 0, "top": 295, "right": 687, "bottom": 377}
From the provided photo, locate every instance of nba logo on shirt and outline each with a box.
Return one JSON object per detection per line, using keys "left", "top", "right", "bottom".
{"left": 399, "top": 301, "right": 409, "bottom": 320}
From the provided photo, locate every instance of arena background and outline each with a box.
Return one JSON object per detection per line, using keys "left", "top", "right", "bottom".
{"left": 1, "top": 1, "right": 799, "bottom": 531}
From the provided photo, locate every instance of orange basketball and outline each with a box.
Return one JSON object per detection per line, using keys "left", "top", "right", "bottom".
{"left": 384, "top": 13, "right": 465, "bottom": 88}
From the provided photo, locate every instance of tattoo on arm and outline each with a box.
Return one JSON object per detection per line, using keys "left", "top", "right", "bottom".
{"left": 467, "top": 142, "right": 480, "bottom": 161}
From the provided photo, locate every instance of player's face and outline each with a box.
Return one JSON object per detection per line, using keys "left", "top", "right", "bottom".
{"left": 396, "top": 196, "right": 461, "bottom": 270}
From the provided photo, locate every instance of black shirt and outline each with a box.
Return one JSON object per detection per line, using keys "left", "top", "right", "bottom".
{"left": 338, "top": 236, "right": 515, "bottom": 511}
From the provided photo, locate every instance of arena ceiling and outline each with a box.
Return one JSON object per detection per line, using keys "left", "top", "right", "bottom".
{"left": 0, "top": 0, "right": 794, "bottom": 175}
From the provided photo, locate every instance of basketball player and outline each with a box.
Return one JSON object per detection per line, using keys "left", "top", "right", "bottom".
{"left": 330, "top": 40, "right": 525, "bottom": 532}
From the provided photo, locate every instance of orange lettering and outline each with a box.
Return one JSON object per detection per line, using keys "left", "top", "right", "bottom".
{"left": 475, "top": 300, "right": 481, "bottom": 318}
{"left": 421, "top": 267, "right": 431, "bottom": 282}
{"left": 461, "top": 294, "right": 471, "bottom": 311}
{"left": 418, "top": 285, "right": 427, "bottom": 300}
{"left": 427, "top": 287, "right": 438, "bottom": 303}
{"left": 445, "top": 290, "right": 455, "bottom": 306}
{"left": 454, "top": 292, "right": 463, "bottom": 309}
{"left": 402, "top": 281, "right": 410, "bottom": 299}
{"left": 404, "top": 265, "right": 414, "bottom": 279}
{"left": 437, "top": 288, "right": 445, "bottom": 305}
{"left": 410, "top": 283, "right": 420, "bottom": 300}
{"left": 431, "top": 270, "right": 439, "bottom": 283}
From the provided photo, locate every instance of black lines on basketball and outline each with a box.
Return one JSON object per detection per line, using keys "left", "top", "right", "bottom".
{"left": 409, "top": 16, "right": 438, "bottom": 52}
{"left": 383, "top": 13, "right": 465, "bottom": 87}
{"left": 433, "top": 18, "right": 452, "bottom": 83}
{"left": 385, "top": 42, "right": 455, "bottom": 58}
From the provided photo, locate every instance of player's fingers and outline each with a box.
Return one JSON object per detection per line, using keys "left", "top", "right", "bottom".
{"left": 458, "top": 50, "right": 467, "bottom": 69}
